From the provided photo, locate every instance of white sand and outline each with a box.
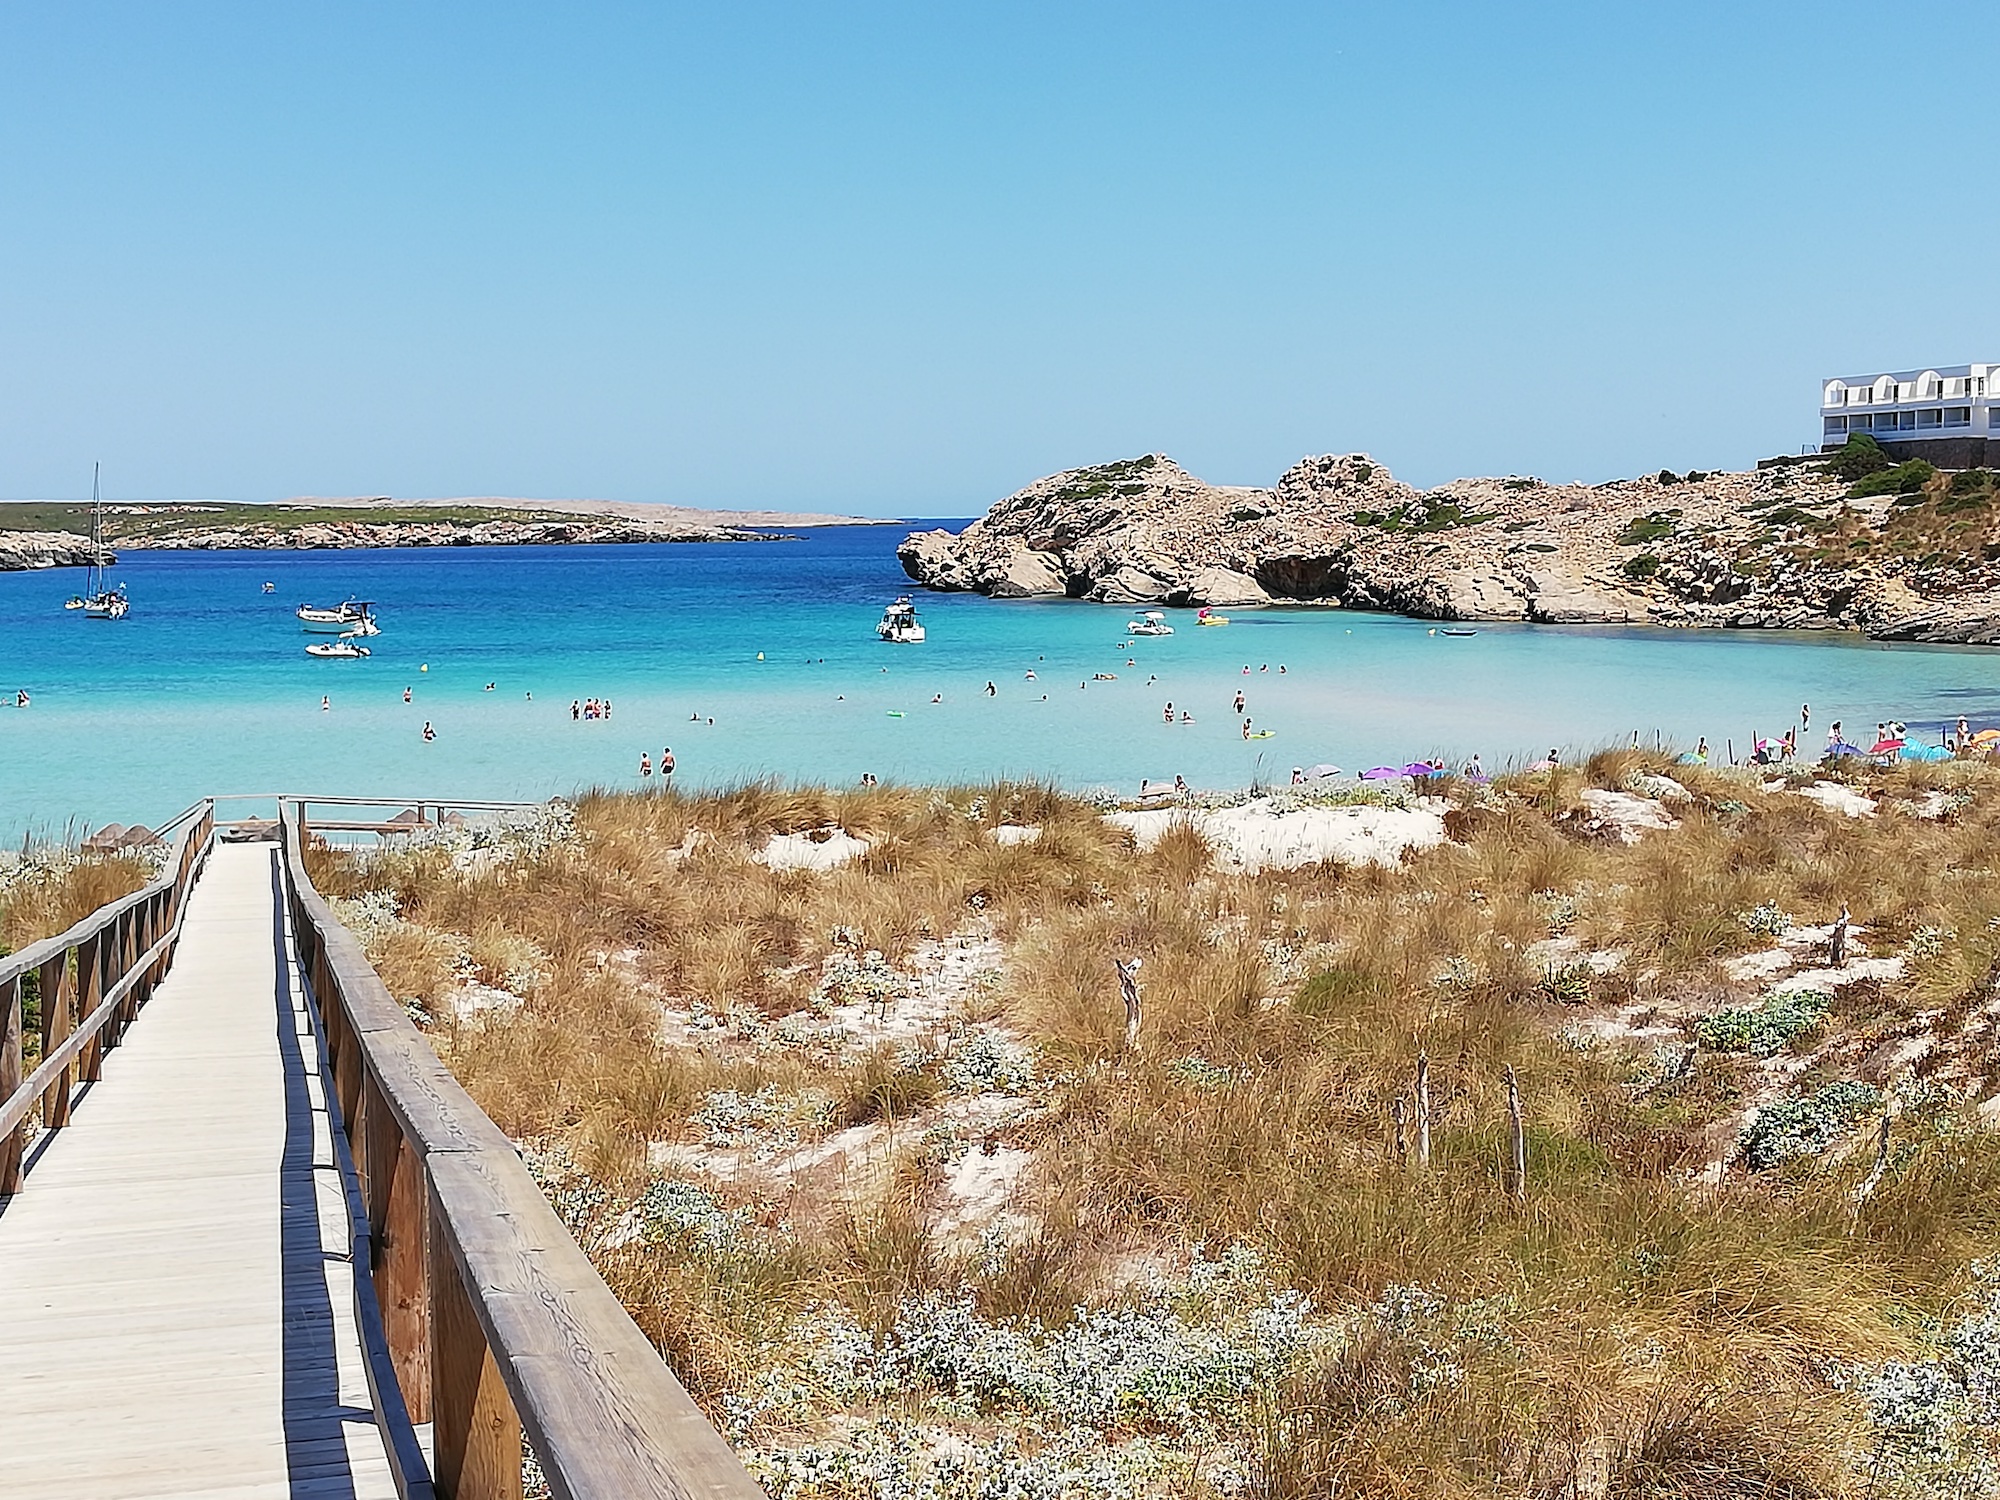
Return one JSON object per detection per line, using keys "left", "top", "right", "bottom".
{"left": 933, "top": 1146, "right": 1035, "bottom": 1245}
{"left": 992, "top": 824, "right": 1041, "bottom": 845}
{"left": 1794, "top": 782, "right": 1876, "bottom": 818}
{"left": 1578, "top": 788, "right": 1677, "bottom": 844}
{"left": 1107, "top": 798, "right": 1448, "bottom": 872}
{"left": 754, "top": 827, "right": 871, "bottom": 871}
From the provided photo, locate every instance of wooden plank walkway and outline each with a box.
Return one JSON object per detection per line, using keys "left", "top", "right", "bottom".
{"left": 0, "top": 840, "right": 408, "bottom": 1499}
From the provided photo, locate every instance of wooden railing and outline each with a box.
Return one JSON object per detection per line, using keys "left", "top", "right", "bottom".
{"left": 278, "top": 806, "right": 766, "bottom": 1500}
{"left": 0, "top": 800, "right": 216, "bottom": 1193}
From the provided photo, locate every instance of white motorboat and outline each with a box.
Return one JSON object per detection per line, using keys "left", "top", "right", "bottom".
{"left": 64, "top": 463, "right": 129, "bottom": 619}
{"left": 298, "top": 599, "right": 380, "bottom": 634}
{"left": 1126, "top": 610, "right": 1174, "bottom": 636}
{"left": 877, "top": 597, "right": 926, "bottom": 644}
{"left": 305, "top": 635, "right": 372, "bottom": 659}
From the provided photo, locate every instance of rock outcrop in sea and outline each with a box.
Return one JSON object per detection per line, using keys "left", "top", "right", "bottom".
{"left": 898, "top": 452, "right": 2000, "bottom": 643}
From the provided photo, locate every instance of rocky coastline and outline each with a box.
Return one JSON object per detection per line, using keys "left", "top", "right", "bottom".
{"left": 113, "top": 517, "right": 788, "bottom": 551}
{"left": 0, "top": 517, "right": 788, "bottom": 570}
{"left": 0, "top": 530, "right": 103, "bottom": 571}
{"left": 898, "top": 451, "right": 2000, "bottom": 644}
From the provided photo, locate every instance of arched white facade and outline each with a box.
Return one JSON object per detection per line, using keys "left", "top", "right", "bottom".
{"left": 1821, "top": 362, "right": 1997, "bottom": 462}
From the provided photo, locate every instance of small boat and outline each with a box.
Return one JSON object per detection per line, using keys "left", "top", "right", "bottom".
{"left": 65, "top": 464, "right": 129, "bottom": 619}
{"left": 877, "top": 597, "right": 926, "bottom": 644}
{"left": 1126, "top": 610, "right": 1174, "bottom": 637}
{"left": 1195, "top": 608, "right": 1229, "bottom": 627}
{"left": 1440, "top": 628, "right": 1479, "bottom": 637}
{"left": 306, "top": 635, "right": 371, "bottom": 659}
{"left": 298, "top": 599, "right": 380, "bottom": 635}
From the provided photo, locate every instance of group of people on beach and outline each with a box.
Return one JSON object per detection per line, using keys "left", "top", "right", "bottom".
{"left": 571, "top": 698, "right": 613, "bottom": 721}
{"left": 637, "top": 747, "right": 675, "bottom": 779}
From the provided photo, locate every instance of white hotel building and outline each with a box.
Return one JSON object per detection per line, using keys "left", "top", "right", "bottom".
{"left": 1821, "top": 363, "right": 1996, "bottom": 468}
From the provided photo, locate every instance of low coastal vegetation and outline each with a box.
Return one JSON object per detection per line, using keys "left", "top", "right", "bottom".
{"left": 0, "top": 845, "right": 149, "bottom": 1068}
{"left": 0, "top": 499, "right": 609, "bottom": 539}
{"left": 299, "top": 761, "right": 2000, "bottom": 1498}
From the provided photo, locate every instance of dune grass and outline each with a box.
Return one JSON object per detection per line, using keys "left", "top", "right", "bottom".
{"left": 308, "top": 759, "right": 2000, "bottom": 1496}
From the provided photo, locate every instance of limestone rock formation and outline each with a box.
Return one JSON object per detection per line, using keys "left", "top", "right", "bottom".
{"left": 898, "top": 451, "right": 2000, "bottom": 643}
{"left": 0, "top": 530, "right": 104, "bottom": 572}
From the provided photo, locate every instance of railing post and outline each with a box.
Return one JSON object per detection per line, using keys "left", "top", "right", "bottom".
{"left": 77, "top": 933, "right": 105, "bottom": 1083}
{"left": 0, "top": 975, "right": 23, "bottom": 1194}
{"left": 429, "top": 1182, "right": 523, "bottom": 1500}
{"left": 365, "top": 1073, "right": 432, "bottom": 1421}
{"left": 39, "top": 950, "right": 75, "bottom": 1128}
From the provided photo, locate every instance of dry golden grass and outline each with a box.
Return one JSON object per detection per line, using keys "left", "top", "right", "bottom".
{"left": 309, "top": 765, "right": 2000, "bottom": 1495}
{"left": 0, "top": 851, "right": 148, "bottom": 955}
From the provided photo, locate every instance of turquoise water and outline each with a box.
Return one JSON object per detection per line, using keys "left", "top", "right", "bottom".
{"left": 2, "top": 525, "right": 1997, "bottom": 839}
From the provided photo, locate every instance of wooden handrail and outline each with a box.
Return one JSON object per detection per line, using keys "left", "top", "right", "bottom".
{"left": 277, "top": 807, "right": 765, "bottom": 1500}
{"left": 0, "top": 802, "right": 217, "bottom": 1193}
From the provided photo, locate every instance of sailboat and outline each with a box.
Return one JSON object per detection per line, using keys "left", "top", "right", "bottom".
{"left": 63, "top": 463, "right": 128, "bottom": 619}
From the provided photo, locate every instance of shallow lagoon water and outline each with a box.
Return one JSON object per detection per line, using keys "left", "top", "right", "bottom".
{"left": 2, "top": 523, "right": 1997, "bottom": 839}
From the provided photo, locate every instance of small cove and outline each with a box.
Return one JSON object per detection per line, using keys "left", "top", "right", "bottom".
{"left": 1, "top": 523, "right": 1996, "bottom": 840}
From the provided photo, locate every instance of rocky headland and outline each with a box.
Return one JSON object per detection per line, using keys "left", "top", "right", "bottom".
{"left": 112, "top": 516, "right": 787, "bottom": 552}
{"left": 0, "top": 530, "right": 103, "bottom": 571}
{"left": 899, "top": 451, "right": 2000, "bottom": 643}
{"left": 0, "top": 514, "right": 793, "bottom": 569}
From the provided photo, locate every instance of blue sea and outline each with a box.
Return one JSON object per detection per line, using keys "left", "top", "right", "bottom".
{"left": 2, "top": 524, "right": 1998, "bottom": 840}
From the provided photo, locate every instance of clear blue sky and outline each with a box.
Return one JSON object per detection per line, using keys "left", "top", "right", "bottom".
{"left": 2, "top": 2, "right": 1993, "bottom": 514}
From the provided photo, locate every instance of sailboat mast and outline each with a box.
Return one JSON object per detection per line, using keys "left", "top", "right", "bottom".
{"left": 90, "top": 461, "right": 103, "bottom": 591}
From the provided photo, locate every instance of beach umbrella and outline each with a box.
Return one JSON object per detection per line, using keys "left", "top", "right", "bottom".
{"left": 1869, "top": 737, "right": 1905, "bottom": 754}
{"left": 1973, "top": 728, "right": 2000, "bottom": 744}
{"left": 1826, "top": 742, "right": 1865, "bottom": 758}
{"left": 1402, "top": 762, "right": 1439, "bottom": 777}
{"left": 1360, "top": 766, "right": 1402, "bottom": 780}
{"left": 1903, "top": 743, "right": 1952, "bottom": 762}
{"left": 1302, "top": 763, "right": 1342, "bottom": 780}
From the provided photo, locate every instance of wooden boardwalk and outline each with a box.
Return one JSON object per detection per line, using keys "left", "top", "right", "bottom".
{"left": 0, "top": 840, "right": 407, "bottom": 1499}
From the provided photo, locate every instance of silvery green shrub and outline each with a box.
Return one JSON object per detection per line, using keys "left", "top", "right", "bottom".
{"left": 1738, "top": 1080, "right": 1881, "bottom": 1170}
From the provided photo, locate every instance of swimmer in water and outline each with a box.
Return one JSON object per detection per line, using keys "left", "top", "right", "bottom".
{"left": 321, "top": 695, "right": 330, "bottom": 712}
{"left": 1180, "top": 710, "right": 1193, "bottom": 724}
{"left": 931, "top": 693, "right": 943, "bottom": 704}
{"left": 404, "top": 687, "right": 413, "bottom": 703}
{"left": 421, "top": 721, "right": 435, "bottom": 741}
{"left": 985, "top": 681, "right": 996, "bottom": 696}
{"left": 640, "top": 753, "right": 652, "bottom": 777}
